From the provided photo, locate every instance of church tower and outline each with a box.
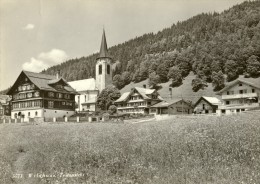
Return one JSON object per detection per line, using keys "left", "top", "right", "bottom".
{"left": 95, "top": 29, "right": 113, "bottom": 92}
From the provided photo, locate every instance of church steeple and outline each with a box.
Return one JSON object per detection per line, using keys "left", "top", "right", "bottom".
{"left": 95, "top": 29, "right": 113, "bottom": 92}
{"left": 98, "top": 29, "right": 110, "bottom": 59}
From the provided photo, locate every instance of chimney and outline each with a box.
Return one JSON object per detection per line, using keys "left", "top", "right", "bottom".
{"left": 143, "top": 84, "right": 146, "bottom": 89}
{"left": 56, "top": 70, "right": 60, "bottom": 79}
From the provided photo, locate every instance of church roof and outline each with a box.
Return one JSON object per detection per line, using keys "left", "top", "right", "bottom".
{"left": 68, "top": 78, "right": 97, "bottom": 92}
{"left": 97, "top": 29, "right": 111, "bottom": 59}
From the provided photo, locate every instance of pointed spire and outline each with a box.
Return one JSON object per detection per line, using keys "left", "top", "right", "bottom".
{"left": 98, "top": 29, "right": 110, "bottom": 59}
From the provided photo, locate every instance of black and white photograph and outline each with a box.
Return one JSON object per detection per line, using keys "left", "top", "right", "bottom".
{"left": 0, "top": 0, "right": 260, "bottom": 183}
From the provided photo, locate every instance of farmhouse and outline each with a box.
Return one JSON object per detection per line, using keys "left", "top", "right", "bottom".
{"left": 216, "top": 78, "right": 260, "bottom": 115}
{"left": 193, "top": 96, "right": 221, "bottom": 114}
{"left": 115, "top": 87, "right": 163, "bottom": 114}
{"left": 150, "top": 99, "right": 193, "bottom": 115}
{"left": 7, "top": 71, "right": 78, "bottom": 121}
{"left": 0, "top": 95, "right": 11, "bottom": 116}
{"left": 68, "top": 29, "right": 113, "bottom": 112}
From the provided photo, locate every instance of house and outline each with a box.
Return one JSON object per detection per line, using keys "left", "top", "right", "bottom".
{"left": 114, "top": 87, "right": 163, "bottom": 114}
{"left": 68, "top": 79, "right": 99, "bottom": 112}
{"left": 7, "top": 71, "right": 78, "bottom": 121}
{"left": 216, "top": 78, "right": 260, "bottom": 115}
{"left": 150, "top": 99, "right": 193, "bottom": 115}
{"left": 193, "top": 96, "right": 221, "bottom": 114}
{"left": 68, "top": 29, "right": 113, "bottom": 112}
{"left": 0, "top": 95, "right": 11, "bottom": 116}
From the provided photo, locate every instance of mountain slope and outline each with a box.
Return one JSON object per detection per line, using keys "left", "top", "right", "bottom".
{"left": 41, "top": 1, "right": 260, "bottom": 92}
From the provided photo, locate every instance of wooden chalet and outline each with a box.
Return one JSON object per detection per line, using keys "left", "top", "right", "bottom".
{"left": 114, "top": 87, "right": 163, "bottom": 114}
{"left": 7, "top": 71, "right": 78, "bottom": 121}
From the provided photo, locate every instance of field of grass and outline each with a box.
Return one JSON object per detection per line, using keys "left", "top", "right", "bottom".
{"left": 0, "top": 112, "right": 260, "bottom": 184}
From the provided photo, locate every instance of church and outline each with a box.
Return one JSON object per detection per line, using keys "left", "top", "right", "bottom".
{"left": 68, "top": 30, "right": 113, "bottom": 112}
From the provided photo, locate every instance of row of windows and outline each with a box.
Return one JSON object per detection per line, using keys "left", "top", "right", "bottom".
{"left": 17, "top": 84, "right": 35, "bottom": 92}
{"left": 13, "top": 100, "right": 42, "bottom": 109}
{"left": 14, "top": 111, "right": 38, "bottom": 118}
{"left": 48, "top": 92, "right": 71, "bottom": 99}
{"left": 98, "top": 64, "right": 110, "bottom": 75}
{"left": 13, "top": 91, "right": 40, "bottom": 100}
{"left": 119, "top": 108, "right": 144, "bottom": 113}
{"left": 226, "top": 88, "right": 255, "bottom": 95}
{"left": 47, "top": 101, "right": 73, "bottom": 108}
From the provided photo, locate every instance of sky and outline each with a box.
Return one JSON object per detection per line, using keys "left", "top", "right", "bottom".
{"left": 0, "top": 0, "right": 246, "bottom": 90}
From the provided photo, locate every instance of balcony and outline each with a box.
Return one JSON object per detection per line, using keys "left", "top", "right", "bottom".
{"left": 221, "top": 93, "right": 258, "bottom": 100}
{"left": 218, "top": 103, "right": 259, "bottom": 110}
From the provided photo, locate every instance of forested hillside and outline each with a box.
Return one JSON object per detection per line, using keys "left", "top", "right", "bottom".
{"left": 43, "top": 1, "right": 260, "bottom": 92}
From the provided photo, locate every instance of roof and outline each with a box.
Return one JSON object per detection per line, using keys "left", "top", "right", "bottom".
{"left": 81, "top": 97, "right": 97, "bottom": 104}
{"left": 151, "top": 99, "right": 183, "bottom": 108}
{"left": 97, "top": 29, "right": 110, "bottom": 59}
{"left": 216, "top": 78, "right": 260, "bottom": 94}
{"left": 135, "top": 87, "right": 155, "bottom": 100}
{"left": 114, "top": 92, "right": 131, "bottom": 103}
{"left": 7, "top": 71, "right": 77, "bottom": 95}
{"left": 68, "top": 78, "right": 97, "bottom": 92}
{"left": 194, "top": 96, "right": 221, "bottom": 107}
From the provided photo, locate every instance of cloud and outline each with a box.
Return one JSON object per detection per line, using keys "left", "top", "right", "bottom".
{"left": 22, "top": 49, "right": 68, "bottom": 72}
{"left": 23, "top": 24, "right": 35, "bottom": 30}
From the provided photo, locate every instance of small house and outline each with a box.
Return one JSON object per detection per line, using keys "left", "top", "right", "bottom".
{"left": 193, "top": 96, "right": 221, "bottom": 114}
{"left": 150, "top": 99, "right": 193, "bottom": 115}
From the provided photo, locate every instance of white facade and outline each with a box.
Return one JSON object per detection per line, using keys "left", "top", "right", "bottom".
{"left": 11, "top": 108, "right": 74, "bottom": 122}
{"left": 217, "top": 80, "right": 260, "bottom": 115}
{"left": 95, "top": 58, "right": 112, "bottom": 92}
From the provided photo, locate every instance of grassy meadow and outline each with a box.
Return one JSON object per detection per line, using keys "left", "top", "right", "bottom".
{"left": 0, "top": 112, "right": 260, "bottom": 184}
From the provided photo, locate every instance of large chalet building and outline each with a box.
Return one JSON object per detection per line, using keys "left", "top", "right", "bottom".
{"left": 7, "top": 71, "right": 78, "bottom": 121}
{"left": 216, "top": 78, "right": 260, "bottom": 115}
{"left": 114, "top": 87, "right": 163, "bottom": 114}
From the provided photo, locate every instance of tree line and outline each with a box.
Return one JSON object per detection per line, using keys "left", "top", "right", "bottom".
{"left": 41, "top": 1, "right": 260, "bottom": 92}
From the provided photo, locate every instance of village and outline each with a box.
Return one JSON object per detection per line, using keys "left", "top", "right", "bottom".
{"left": 1, "top": 30, "right": 259, "bottom": 124}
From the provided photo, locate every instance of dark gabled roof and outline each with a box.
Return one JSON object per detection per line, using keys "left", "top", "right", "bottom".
{"left": 7, "top": 70, "right": 78, "bottom": 95}
{"left": 97, "top": 29, "right": 111, "bottom": 60}
{"left": 216, "top": 78, "right": 260, "bottom": 95}
{"left": 194, "top": 96, "right": 221, "bottom": 108}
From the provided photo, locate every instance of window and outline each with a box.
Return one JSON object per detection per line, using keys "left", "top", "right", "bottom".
{"left": 28, "top": 112, "right": 30, "bottom": 117}
{"left": 221, "top": 110, "right": 226, "bottom": 114}
{"left": 244, "top": 89, "right": 247, "bottom": 93}
{"left": 226, "top": 101, "right": 230, "bottom": 105}
{"left": 239, "top": 90, "right": 243, "bottom": 94}
{"left": 27, "top": 93, "right": 32, "bottom": 98}
{"left": 48, "top": 101, "right": 54, "bottom": 108}
{"left": 85, "top": 95, "right": 87, "bottom": 102}
{"left": 48, "top": 92, "right": 54, "bottom": 97}
{"left": 107, "top": 64, "right": 110, "bottom": 74}
{"left": 203, "top": 104, "right": 205, "bottom": 110}
{"left": 87, "top": 105, "right": 90, "bottom": 109}
{"left": 239, "top": 83, "right": 243, "bottom": 86}
{"left": 57, "top": 93, "right": 63, "bottom": 98}
{"left": 252, "top": 89, "right": 255, "bottom": 93}
{"left": 27, "top": 101, "right": 32, "bottom": 107}
{"left": 34, "top": 91, "right": 40, "bottom": 97}
{"left": 227, "top": 91, "right": 230, "bottom": 95}
{"left": 99, "top": 65, "right": 102, "bottom": 75}
{"left": 35, "top": 111, "right": 38, "bottom": 116}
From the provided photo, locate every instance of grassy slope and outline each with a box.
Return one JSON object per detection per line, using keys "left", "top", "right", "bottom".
{"left": 120, "top": 72, "right": 219, "bottom": 103}
{"left": 1, "top": 112, "right": 260, "bottom": 184}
